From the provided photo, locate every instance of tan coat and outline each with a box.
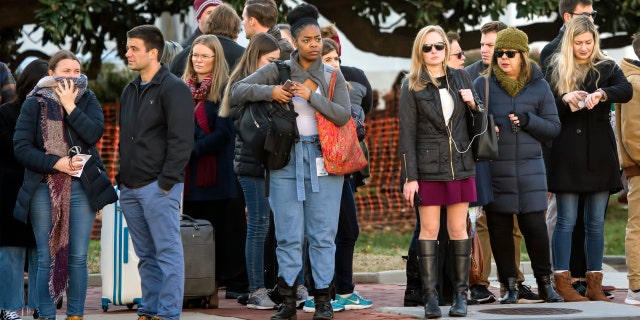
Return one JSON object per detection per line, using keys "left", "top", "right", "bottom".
{"left": 616, "top": 58, "right": 640, "bottom": 177}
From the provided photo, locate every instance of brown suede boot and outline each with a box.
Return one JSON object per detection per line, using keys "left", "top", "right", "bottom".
{"left": 66, "top": 316, "right": 84, "bottom": 320}
{"left": 553, "top": 271, "right": 588, "bottom": 302}
{"left": 585, "top": 271, "right": 610, "bottom": 302}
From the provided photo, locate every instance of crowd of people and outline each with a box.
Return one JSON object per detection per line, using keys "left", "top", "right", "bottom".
{"left": 0, "top": 0, "right": 640, "bottom": 319}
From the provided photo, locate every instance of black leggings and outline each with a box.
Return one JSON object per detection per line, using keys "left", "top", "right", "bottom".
{"left": 486, "top": 211, "right": 552, "bottom": 280}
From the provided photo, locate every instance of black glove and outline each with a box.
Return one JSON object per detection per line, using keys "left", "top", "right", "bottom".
{"left": 514, "top": 112, "right": 530, "bottom": 128}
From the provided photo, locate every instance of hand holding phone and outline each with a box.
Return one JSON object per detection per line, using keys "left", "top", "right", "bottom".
{"left": 281, "top": 79, "right": 294, "bottom": 92}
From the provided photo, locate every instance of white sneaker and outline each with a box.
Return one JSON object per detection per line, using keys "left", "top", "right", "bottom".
{"left": 0, "top": 310, "right": 22, "bottom": 320}
{"left": 624, "top": 289, "right": 640, "bottom": 305}
{"left": 247, "top": 288, "right": 277, "bottom": 310}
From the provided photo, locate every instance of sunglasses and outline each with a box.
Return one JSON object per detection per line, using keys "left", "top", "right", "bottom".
{"left": 422, "top": 42, "right": 445, "bottom": 53}
{"left": 570, "top": 10, "right": 597, "bottom": 18}
{"left": 494, "top": 50, "right": 519, "bottom": 58}
{"left": 450, "top": 51, "right": 465, "bottom": 59}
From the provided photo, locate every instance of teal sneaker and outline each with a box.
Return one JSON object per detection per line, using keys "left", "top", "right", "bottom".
{"left": 335, "top": 292, "right": 373, "bottom": 310}
{"left": 302, "top": 297, "right": 345, "bottom": 313}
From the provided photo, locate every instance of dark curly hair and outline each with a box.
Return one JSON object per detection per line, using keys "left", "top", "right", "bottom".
{"left": 286, "top": 3, "right": 319, "bottom": 39}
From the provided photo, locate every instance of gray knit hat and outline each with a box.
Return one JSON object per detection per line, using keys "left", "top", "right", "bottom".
{"left": 495, "top": 27, "right": 530, "bottom": 53}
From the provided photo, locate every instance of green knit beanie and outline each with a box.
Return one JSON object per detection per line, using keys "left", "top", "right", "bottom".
{"left": 495, "top": 27, "right": 530, "bottom": 53}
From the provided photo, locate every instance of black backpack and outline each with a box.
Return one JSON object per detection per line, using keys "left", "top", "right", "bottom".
{"left": 234, "top": 61, "right": 298, "bottom": 170}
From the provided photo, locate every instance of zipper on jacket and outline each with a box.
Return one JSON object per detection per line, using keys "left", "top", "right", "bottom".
{"left": 449, "top": 135, "right": 455, "bottom": 180}
{"left": 403, "top": 153, "right": 409, "bottom": 184}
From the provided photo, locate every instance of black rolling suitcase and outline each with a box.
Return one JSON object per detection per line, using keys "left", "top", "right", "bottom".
{"left": 181, "top": 214, "right": 218, "bottom": 308}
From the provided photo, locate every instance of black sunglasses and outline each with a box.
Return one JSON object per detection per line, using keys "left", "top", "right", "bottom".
{"left": 570, "top": 10, "right": 597, "bottom": 18}
{"left": 494, "top": 50, "right": 519, "bottom": 58}
{"left": 422, "top": 42, "right": 445, "bottom": 53}
{"left": 450, "top": 51, "right": 465, "bottom": 59}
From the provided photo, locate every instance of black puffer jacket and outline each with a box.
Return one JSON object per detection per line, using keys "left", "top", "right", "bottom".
{"left": 399, "top": 68, "right": 482, "bottom": 182}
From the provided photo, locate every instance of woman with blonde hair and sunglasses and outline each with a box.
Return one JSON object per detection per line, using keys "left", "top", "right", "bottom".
{"left": 399, "top": 25, "right": 482, "bottom": 318}
{"left": 547, "top": 16, "right": 632, "bottom": 302}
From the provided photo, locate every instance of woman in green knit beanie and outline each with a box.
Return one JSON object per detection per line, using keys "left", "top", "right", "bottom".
{"left": 473, "top": 26, "right": 565, "bottom": 304}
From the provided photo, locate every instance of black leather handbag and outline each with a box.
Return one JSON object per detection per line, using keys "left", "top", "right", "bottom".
{"left": 470, "top": 76, "right": 499, "bottom": 161}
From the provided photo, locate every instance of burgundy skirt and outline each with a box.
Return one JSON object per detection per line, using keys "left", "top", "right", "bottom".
{"left": 417, "top": 177, "right": 477, "bottom": 206}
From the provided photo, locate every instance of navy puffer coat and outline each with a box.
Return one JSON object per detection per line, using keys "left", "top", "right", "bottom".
{"left": 473, "top": 66, "right": 561, "bottom": 214}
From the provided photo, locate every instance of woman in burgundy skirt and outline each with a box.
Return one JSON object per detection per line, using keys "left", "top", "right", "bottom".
{"left": 398, "top": 25, "right": 482, "bottom": 319}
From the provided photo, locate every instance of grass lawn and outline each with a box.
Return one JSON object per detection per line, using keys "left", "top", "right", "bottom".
{"left": 87, "top": 196, "right": 628, "bottom": 274}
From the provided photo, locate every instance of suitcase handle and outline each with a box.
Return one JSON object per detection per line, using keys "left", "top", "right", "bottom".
{"left": 180, "top": 214, "right": 198, "bottom": 223}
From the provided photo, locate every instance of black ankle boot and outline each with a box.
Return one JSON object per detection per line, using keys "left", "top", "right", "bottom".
{"left": 536, "top": 275, "right": 564, "bottom": 303}
{"left": 271, "top": 277, "right": 297, "bottom": 320}
{"left": 418, "top": 240, "right": 442, "bottom": 319}
{"left": 313, "top": 287, "right": 333, "bottom": 320}
{"left": 500, "top": 277, "right": 518, "bottom": 304}
{"left": 403, "top": 254, "right": 424, "bottom": 306}
{"left": 448, "top": 239, "right": 471, "bottom": 317}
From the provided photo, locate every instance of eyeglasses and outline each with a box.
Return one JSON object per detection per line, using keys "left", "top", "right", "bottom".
{"left": 494, "top": 50, "right": 519, "bottom": 58}
{"left": 570, "top": 10, "right": 597, "bottom": 18}
{"left": 422, "top": 42, "right": 445, "bottom": 53}
{"left": 191, "top": 54, "right": 215, "bottom": 60}
{"left": 450, "top": 51, "right": 465, "bottom": 59}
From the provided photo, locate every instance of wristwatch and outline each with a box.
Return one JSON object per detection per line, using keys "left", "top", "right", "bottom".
{"left": 596, "top": 88, "right": 607, "bottom": 102}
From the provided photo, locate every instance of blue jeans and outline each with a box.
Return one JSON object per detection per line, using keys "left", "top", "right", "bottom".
{"left": 0, "top": 246, "right": 38, "bottom": 310}
{"left": 30, "top": 181, "right": 95, "bottom": 318}
{"left": 238, "top": 175, "right": 270, "bottom": 292}
{"left": 269, "top": 136, "right": 343, "bottom": 289}
{"left": 335, "top": 178, "right": 359, "bottom": 294}
{"left": 552, "top": 191, "right": 609, "bottom": 271}
{"left": 120, "top": 181, "right": 184, "bottom": 320}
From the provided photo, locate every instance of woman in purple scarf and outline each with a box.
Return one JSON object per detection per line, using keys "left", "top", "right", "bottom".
{"left": 13, "top": 50, "right": 114, "bottom": 320}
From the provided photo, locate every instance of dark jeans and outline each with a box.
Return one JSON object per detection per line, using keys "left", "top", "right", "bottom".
{"left": 487, "top": 211, "right": 552, "bottom": 279}
{"left": 183, "top": 190, "right": 248, "bottom": 293}
{"left": 335, "top": 178, "right": 360, "bottom": 294}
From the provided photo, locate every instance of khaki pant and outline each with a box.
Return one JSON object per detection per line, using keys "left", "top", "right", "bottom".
{"left": 475, "top": 212, "right": 524, "bottom": 286}
{"left": 627, "top": 176, "right": 640, "bottom": 290}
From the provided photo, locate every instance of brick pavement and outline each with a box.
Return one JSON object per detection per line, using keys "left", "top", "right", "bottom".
{"left": 45, "top": 282, "right": 635, "bottom": 319}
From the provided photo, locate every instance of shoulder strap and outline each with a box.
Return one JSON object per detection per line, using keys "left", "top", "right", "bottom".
{"left": 328, "top": 68, "right": 338, "bottom": 100}
{"left": 484, "top": 75, "right": 490, "bottom": 112}
{"left": 274, "top": 60, "right": 291, "bottom": 84}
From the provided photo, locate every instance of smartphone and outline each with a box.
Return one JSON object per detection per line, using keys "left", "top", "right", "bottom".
{"left": 281, "top": 79, "right": 293, "bottom": 91}
{"left": 414, "top": 192, "right": 422, "bottom": 206}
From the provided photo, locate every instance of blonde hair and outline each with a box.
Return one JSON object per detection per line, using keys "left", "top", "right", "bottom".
{"left": 182, "top": 35, "right": 229, "bottom": 103}
{"left": 407, "top": 25, "right": 450, "bottom": 91}
{"left": 548, "top": 15, "right": 611, "bottom": 95}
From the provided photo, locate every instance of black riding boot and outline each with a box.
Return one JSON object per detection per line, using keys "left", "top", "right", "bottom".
{"left": 418, "top": 240, "right": 442, "bottom": 319}
{"left": 271, "top": 277, "right": 297, "bottom": 320}
{"left": 313, "top": 287, "right": 333, "bottom": 320}
{"left": 448, "top": 239, "right": 470, "bottom": 317}
{"left": 536, "top": 275, "right": 564, "bottom": 302}
{"left": 403, "top": 254, "right": 423, "bottom": 306}
{"left": 500, "top": 277, "right": 518, "bottom": 304}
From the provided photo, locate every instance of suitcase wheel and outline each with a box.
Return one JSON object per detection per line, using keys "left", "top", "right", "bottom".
{"left": 205, "top": 294, "right": 219, "bottom": 309}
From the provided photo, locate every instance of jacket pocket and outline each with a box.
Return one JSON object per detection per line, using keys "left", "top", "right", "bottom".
{"left": 417, "top": 148, "right": 439, "bottom": 173}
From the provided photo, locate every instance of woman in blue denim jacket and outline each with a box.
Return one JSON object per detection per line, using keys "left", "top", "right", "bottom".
{"left": 230, "top": 4, "right": 350, "bottom": 320}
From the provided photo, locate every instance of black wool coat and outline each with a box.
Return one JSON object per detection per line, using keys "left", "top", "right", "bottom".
{"left": 547, "top": 60, "right": 632, "bottom": 194}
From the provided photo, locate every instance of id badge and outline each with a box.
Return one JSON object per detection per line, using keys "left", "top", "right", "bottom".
{"left": 316, "top": 157, "right": 328, "bottom": 176}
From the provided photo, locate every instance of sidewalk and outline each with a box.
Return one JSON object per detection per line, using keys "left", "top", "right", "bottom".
{"left": 18, "top": 256, "right": 639, "bottom": 319}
